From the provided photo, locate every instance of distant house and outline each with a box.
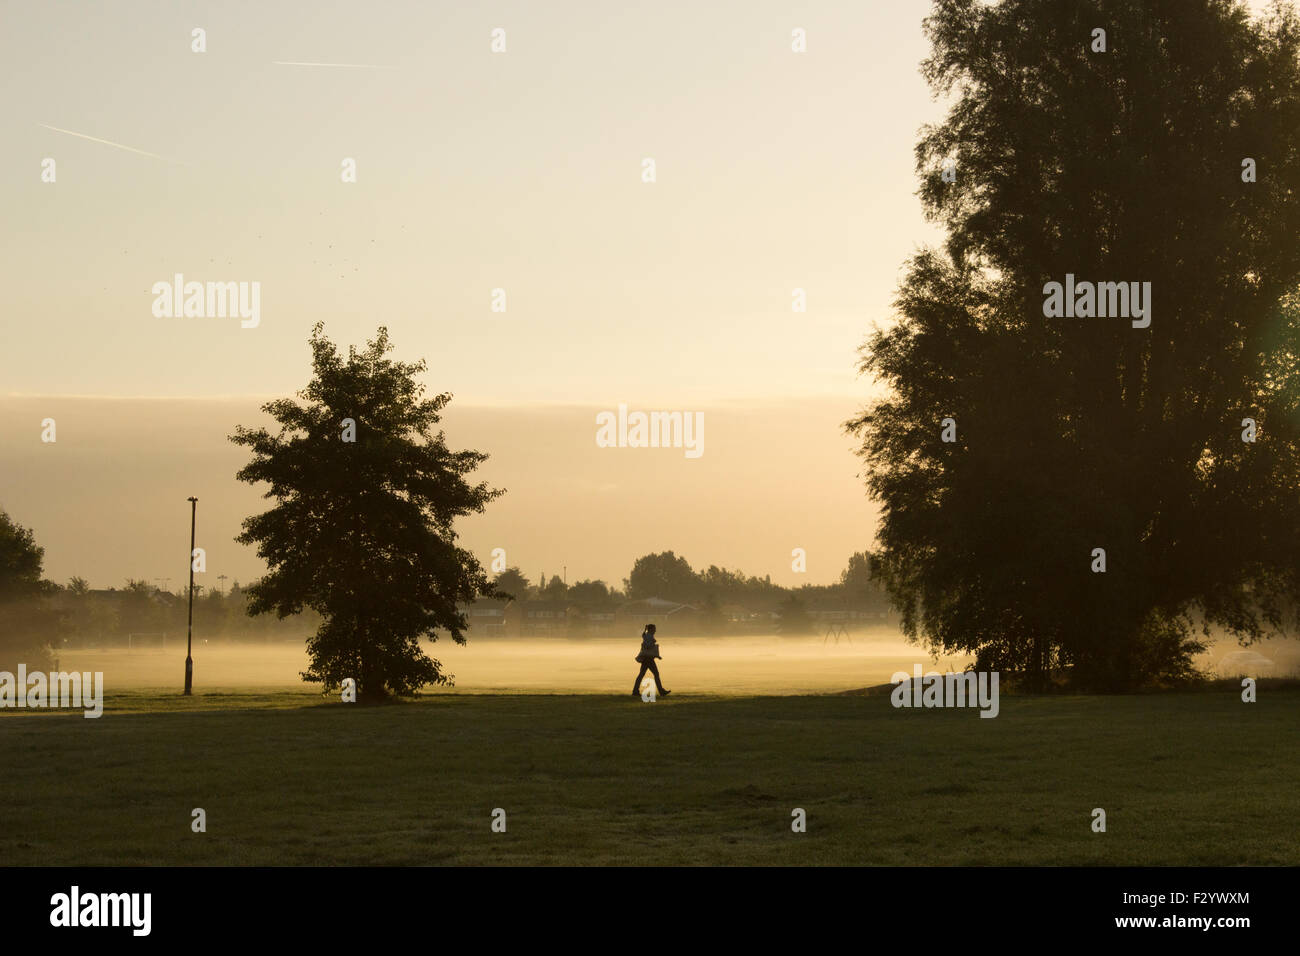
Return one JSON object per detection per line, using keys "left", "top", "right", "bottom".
{"left": 713, "top": 604, "right": 778, "bottom": 633}
{"left": 616, "top": 597, "right": 699, "bottom": 632}
{"left": 464, "top": 600, "right": 510, "bottom": 635}
{"left": 721, "top": 604, "right": 750, "bottom": 624}
{"left": 808, "top": 603, "right": 855, "bottom": 622}
{"left": 514, "top": 599, "right": 569, "bottom": 636}
{"left": 568, "top": 609, "right": 616, "bottom": 637}
{"left": 806, "top": 597, "right": 896, "bottom": 630}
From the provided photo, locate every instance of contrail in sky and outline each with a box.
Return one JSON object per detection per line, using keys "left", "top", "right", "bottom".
{"left": 37, "top": 124, "right": 180, "bottom": 163}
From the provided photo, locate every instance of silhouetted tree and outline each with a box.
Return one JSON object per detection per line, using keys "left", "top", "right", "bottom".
{"left": 849, "top": 0, "right": 1300, "bottom": 690}
{"left": 697, "top": 593, "right": 727, "bottom": 634}
{"left": 232, "top": 324, "right": 504, "bottom": 701}
{"left": 0, "top": 509, "right": 56, "bottom": 670}
{"left": 0, "top": 510, "right": 44, "bottom": 601}
{"left": 491, "top": 567, "right": 531, "bottom": 602}
{"left": 776, "top": 595, "right": 815, "bottom": 635}
{"left": 568, "top": 578, "right": 615, "bottom": 608}
{"left": 541, "top": 575, "right": 569, "bottom": 601}
{"left": 625, "top": 551, "right": 699, "bottom": 602}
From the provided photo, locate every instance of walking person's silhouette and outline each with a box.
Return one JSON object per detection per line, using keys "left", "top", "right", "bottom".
{"left": 632, "top": 623, "right": 671, "bottom": 697}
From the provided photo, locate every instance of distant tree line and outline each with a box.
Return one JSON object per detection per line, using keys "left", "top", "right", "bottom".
{"left": 50, "top": 577, "right": 322, "bottom": 647}
{"left": 486, "top": 549, "right": 894, "bottom": 635}
{"left": 0, "top": 507, "right": 319, "bottom": 667}
{"left": 0, "top": 497, "right": 891, "bottom": 674}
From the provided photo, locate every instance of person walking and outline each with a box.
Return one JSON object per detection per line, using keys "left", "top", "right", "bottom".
{"left": 632, "top": 623, "right": 671, "bottom": 697}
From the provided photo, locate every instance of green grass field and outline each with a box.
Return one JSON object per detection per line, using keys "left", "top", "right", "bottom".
{"left": 2, "top": 685, "right": 1297, "bottom": 865}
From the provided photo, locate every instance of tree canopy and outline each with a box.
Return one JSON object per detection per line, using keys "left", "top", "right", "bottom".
{"left": 849, "top": 0, "right": 1300, "bottom": 690}
{"left": 0, "top": 508, "right": 56, "bottom": 670}
{"left": 231, "top": 324, "right": 504, "bottom": 700}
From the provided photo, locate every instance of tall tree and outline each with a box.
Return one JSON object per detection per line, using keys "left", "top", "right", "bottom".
{"left": 541, "top": 575, "right": 570, "bottom": 601}
{"left": 568, "top": 578, "right": 615, "bottom": 607}
{"left": 849, "top": 0, "right": 1300, "bottom": 690}
{"left": 0, "top": 509, "right": 56, "bottom": 670}
{"left": 0, "top": 509, "right": 44, "bottom": 601}
{"left": 491, "top": 567, "right": 531, "bottom": 602}
{"left": 625, "top": 551, "right": 700, "bottom": 603}
{"left": 232, "top": 324, "right": 504, "bottom": 701}
{"left": 775, "top": 594, "right": 815, "bottom": 636}
{"left": 839, "top": 552, "right": 890, "bottom": 613}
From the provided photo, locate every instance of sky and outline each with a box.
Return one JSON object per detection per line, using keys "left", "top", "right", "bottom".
{"left": 1, "top": 0, "right": 944, "bottom": 402}
{"left": 0, "top": 394, "right": 875, "bottom": 590}
{"left": 0, "top": 0, "right": 1277, "bottom": 590}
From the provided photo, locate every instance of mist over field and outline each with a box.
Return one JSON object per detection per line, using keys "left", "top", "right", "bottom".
{"left": 44, "top": 630, "right": 1300, "bottom": 698}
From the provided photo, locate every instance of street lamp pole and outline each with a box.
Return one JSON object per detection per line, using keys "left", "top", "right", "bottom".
{"left": 184, "top": 497, "right": 197, "bottom": 695}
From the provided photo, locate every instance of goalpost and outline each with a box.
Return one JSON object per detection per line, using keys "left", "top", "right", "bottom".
{"left": 127, "top": 632, "right": 168, "bottom": 653}
{"left": 823, "top": 623, "right": 852, "bottom": 645}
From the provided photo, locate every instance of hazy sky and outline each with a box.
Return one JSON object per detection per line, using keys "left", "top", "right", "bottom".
{"left": 1, "top": 1, "right": 1277, "bottom": 590}
{"left": 2, "top": 0, "right": 945, "bottom": 402}
{"left": 0, "top": 395, "right": 875, "bottom": 590}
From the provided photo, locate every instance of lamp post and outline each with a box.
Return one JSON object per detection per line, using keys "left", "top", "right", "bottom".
{"left": 184, "top": 497, "right": 197, "bottom": 696}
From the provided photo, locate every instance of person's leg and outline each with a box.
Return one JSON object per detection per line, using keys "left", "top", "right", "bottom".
{"left": 633, "top": 661, "right": 649, "bottom": 695}
{"left": 646, "top": 659, "right": 667, "bottom": 694}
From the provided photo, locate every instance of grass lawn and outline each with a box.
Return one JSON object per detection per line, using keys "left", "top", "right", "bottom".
{"left": 1, "top": 685, "right": 1296, "bottom": 865}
